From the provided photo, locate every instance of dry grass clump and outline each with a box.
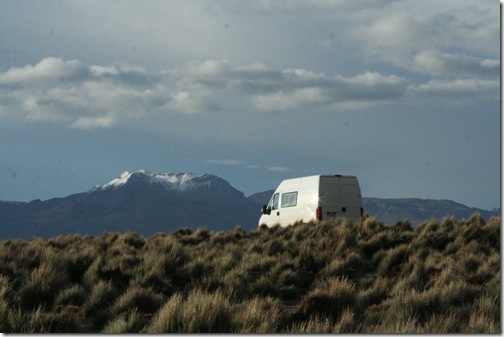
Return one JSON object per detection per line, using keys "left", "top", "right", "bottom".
{"left": 145, "top": 289, "right": 232, "bottom": 333}
{"left": 0, "top": 213, "right": 500, "bottom": 332}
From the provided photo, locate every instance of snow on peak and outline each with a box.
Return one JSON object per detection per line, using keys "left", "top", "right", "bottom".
{"left": 91, "top": 169, "right": 223, "bottom": 192}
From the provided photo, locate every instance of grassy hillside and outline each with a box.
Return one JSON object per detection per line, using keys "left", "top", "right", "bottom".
{"left": 0, "top": 213, "right": 500, "bottom": 333}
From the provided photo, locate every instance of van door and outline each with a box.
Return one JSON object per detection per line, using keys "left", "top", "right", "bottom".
{"left": 340, "top": 178, "right": 362, "bottom": 220}
{"left": 259, "top": 193, "right": 280, "bottom": 227}
{"left": 319, "top": 181, "right": 342, "bottom": 220}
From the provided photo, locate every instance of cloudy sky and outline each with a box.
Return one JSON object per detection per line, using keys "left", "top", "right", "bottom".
{"left": 0, "top": 0, "right": 500, "bottom": 210}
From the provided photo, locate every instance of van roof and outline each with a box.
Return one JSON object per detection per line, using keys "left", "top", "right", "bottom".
{"left": 277, "top": 174, "right": 358, "bottom": 185}
{"left": 292, "top": 174, "right": 358, "bottom": 179}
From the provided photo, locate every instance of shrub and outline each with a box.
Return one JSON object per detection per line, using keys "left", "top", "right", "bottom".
{"left": 418, "top": 312, "right": 463, "bottom": 333}
{"left": 54, "top": 284, "right": 87, "bottom": 307}
{"left": 82, "top": 280, "right": 120, "bottom": 330}
{"left": 119, "top": 231, "right": 145, "bottom": 249}
{"left": 298, "top": 248, "right": 325, "bottom": 275}
{"left": 102, "top": 309, "right": 144, "bottom": 333}
{"left": 359, "top": 215, "right": 384, "bottom": 235}
{"left": 85, "top": 281, "right": 119, "bottom": 312}
{"left": 381, "top": 287, "right": 442, "bottom": 329}
{"left": 173, "top": 227, "right": 192, "bottom": 237}
{"left": 377, "top": 244, "right": 409, "bottom": 277}
{"left": 181, "top": 289, "right": 233, "bottom": 333}
{"left": 233, "top": 225, "right": 246, "bottom": 239}
{"left": 466, "top": 311, "right": 500, "bottom": 333}
{"left": 333, "top": 308, "right": 357, "bottom": 333}
{"left": 358, "top": 277, "right": 389, "bottom": 308}
{"left": 96, "top": 260, "right": 132, "bottom": 291}
{"left": 195, "top": 227, "right": 211, "bottom": 240}
{"left": 213, "top": 250, "right": 240, "bottom": 276}
{"left": 233, "top": 296, "right": 285, "bottom": 333}
{"left": 473, "top": 294, "right": 500, "bottom": 327}
{"left": 163, "top": 240, "right": 190, "bottom": 275}
{"left": 295, "top": 277, "right": 356, "bottom": 322}
{"left": 82, "top": 256, "right": 103, "bottom": 289}
{"left": 144, "top": 292, "right": 184, "bottom": 333}
{"left": 13, "top": 306, "right": 80, "bottom": 333}
{"left": 324, "top": 252, "right": 368, "bottom": 280}
{"left": 181, "top": 258, "right": 210, "bottom": 284}
{"left": 18, "top": 260, "right": 69, "bottom": 310}
{"left": 0, "top": 275, "right": 13, "bottom": 332}
{"left": 133, "top": 254, "right": 173, "bottom": 294}
{"left": 416, "top": 220, "right": 439, "bottom": 236}
{"left": 1, "top": 214, "right": 500, "bottom": 333}
{"left": 358, "top": 235, "right": 386, "bottom": 258}
{"left": 482, "top": 216, "right": 500, "bottom": 248}
{"left": 463, "top": 254, "right": 484, "bottom": 274}
{"left": 209, "top": 231, "right": 236, "bottom": 245}
{"left": 275, "top": 265, "right": 297, "bottom": 285}
{"left": 266, "top": 238, "right": 286, "bottom": 256}
{"left": 248, "top": 274, "right": 280, "bottom": 299}
{"left": 288, "top": 313, "right": 336, "bottom": 333}
{"left": 439, "top": 280, "right": 481, "bottom": 308}
{"left": 64, "top": 251, "right": 95, "bottom": 284}
{"left": 111, "top": 285, "right": 164, "bottom": 316}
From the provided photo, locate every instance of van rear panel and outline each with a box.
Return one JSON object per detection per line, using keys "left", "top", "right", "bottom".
{"left": 318, "top": 177, "right": 341, "bottom": 219}
{"left": 319, "top": 175, "right": 362, "bottom": 221}
{"left": 340, "top": 177, "right": 363, "bottom": 219}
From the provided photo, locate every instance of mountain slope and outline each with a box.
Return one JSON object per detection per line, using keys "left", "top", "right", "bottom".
{"left": 1, "top": 173, "right": 499, "bottom": 240}
{"left": 363, "top": 197, "right": 499, "bottom": 225}
{"left": 0, "top": 170, "right": 260, "bottom": 239}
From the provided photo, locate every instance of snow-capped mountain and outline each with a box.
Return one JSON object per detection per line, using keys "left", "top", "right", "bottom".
{"left": 91, "top": 170, "right": 230, "bottom": 192}
{"left": 0, "top": 170, "right": 259, "bottom": 239}
{"left": 0, "top": 170, "right": 499, "bottom": 240}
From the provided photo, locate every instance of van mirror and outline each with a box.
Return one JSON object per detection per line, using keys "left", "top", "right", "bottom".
{"left": 262, "top": 205, "right": 271, "bottom": 215}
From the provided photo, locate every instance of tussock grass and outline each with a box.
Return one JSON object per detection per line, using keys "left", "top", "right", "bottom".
{"left": 145, "top": 289, "right": 232, "bottom": 333}
{"left": 110, "top": 285, "right": 164, "bottom": 316}
{"left": 0, "top": 213, "right": 500, "bottom": 332}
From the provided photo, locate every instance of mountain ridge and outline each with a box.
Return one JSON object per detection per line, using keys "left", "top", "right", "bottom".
{"left": 0, "top": 170, "right": 258, "bottom": 239}
{"left": 247, "top": 190, "right": 500, "bottom": 226}
{"left": 0, "top": 171, "right": 499, "bottom": 239}
{"left": 90, "top": 170, "right": 234, "bottom": 193}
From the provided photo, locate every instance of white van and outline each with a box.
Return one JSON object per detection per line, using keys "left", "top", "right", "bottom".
{"left": 259, "top": 174, "right": 363, "bottom": 227}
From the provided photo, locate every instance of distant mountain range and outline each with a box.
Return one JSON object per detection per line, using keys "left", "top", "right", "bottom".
{"left": 248, "top": 190, "right": 500, "bottom": 226}
{"left": 0, "top": 170, "right": 500, "bottom": 239}
{"left": 0, "top": 170, "right": 259, "bottom": 240}
{"left": 363, "top": 197, "right": 499, "bottom": 226}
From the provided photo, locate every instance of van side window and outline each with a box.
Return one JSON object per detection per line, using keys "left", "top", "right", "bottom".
{"left": 281, "top": 192, "right": 298, "bottom": 208}
{"left": 271, "top": 193, "right": 280, "bottom": 210}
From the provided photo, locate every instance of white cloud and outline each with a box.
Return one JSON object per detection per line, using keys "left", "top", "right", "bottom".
{"left": 251, "top": 71, "right": 408, "bottom": 112}
{"left": 0, "top": 56, "right": 498, "bottom": 128}
{"left": 240, "top": 0, "right": 398, "bottom": 15}
{"left": 409, "top": 79, "right": 499, "bottom": 100}
{"left": 206, "top": 159, "right": 290, "bottom": 172}
{"left": 252, "top": 87, "right": 326, "bottom": 112}
{"left": 0, "top": 58, "right": 172, "bottom": 128}
{"left": 0, "top": 57, "right": 89, "bottom": 85}
{"left": 169, "top": 90, "right": 209, "bottom": 115}
{"left": 173, "top": 60, "right": 410, "bottom": 112}
{"left": 342, "top": 1, "right": 498, "bottom": 74}
{"left": 71, "top": 116, "right": 116, "bottom": 129}
{"left": 412, "top": 49, "right": 499, "bottom": 78}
